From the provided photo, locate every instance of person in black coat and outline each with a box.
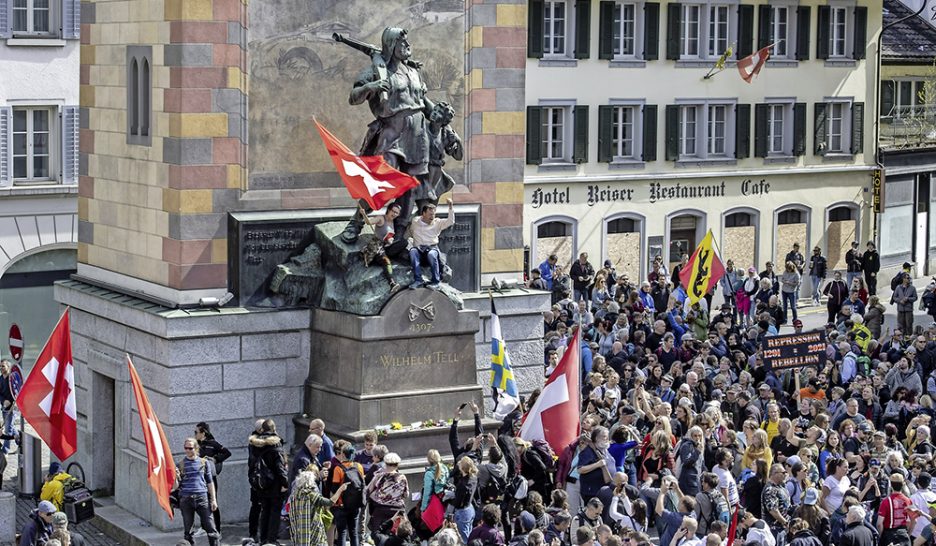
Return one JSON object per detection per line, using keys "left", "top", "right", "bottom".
{"left": 247, "top": 419, "right": 289, "bottom": 544}
{"left": 861, "top": 241, "right": 881, "bottom": 296}
{"left": 195, "top": 422, "right": 231, "bottom": 533}
{"left": 839, "top": 505, "right": 876, "bottom": 546}
{"left": 452, "top": 456, "right": 479, "bottom": 543}
{"left": 788, "top": 518, "right": 823, "bottom": 546}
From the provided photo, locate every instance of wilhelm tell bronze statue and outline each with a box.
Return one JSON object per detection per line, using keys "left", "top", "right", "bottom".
{"left": 335, "top": 27, "right": 462, "bottom": 244}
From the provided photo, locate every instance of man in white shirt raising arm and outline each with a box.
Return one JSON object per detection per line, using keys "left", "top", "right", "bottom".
{"left": 407, "top": 198, "right": 454, "bottom": 289}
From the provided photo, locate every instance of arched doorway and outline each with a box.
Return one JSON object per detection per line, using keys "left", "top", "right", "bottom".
{"left": 826, "top": 203, "right": 860, "bottom": 271}
{"left": 532, "top": 217, "right": 577, "bottom": 272}
{"left": 603, "top": 214, "right": 644, "bottom": 282}
{"left": 721, "top": 208, "right": 759, "bottom": 269}
{"left": 665, "top": 210, "right": 706, "bottom": 272}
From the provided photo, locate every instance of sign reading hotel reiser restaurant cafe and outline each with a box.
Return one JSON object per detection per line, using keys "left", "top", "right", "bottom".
{"left": 761, "top": 330, "right": 828, "bottom": 371}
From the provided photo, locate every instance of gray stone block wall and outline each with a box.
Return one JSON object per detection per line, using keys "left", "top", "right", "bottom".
{"left": 462, "top": 289, "right": 550, "bottom": 409}
{"left": 56, "top": 280, "right": 311, "bottom": 531}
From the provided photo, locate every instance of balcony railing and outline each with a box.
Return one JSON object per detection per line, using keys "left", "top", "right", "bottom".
{"left": 880, "top": 104, "right": 936, "bottom": 149}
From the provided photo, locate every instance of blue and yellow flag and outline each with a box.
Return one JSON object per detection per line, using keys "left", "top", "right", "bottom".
{"left": 490, "top": 299, "right": 519, "bottom": 419}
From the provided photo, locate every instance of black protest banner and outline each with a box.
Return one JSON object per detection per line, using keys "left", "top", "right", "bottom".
{"left": 760, "top": 330, "right": 827, "bottom": 370}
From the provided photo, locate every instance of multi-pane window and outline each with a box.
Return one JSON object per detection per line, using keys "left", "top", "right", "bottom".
{"left": 768, "top": 104, "right": 785, "bottom": 154}
{"left": 12, "top": 108, "right": 52, "bottom": 181}
{"left": 541, "top": 107, "right": 567, "bottom": 161}
{"left": 827, "top": 102, "right": 845, "bottom": 152}
{"left": 830, "top": 6, "right": 847, "bottom": 57}
{"left": 681, "top": 5, "right": 701, "bottom": 57}
{"left": 707, "top": 104, "right": 727, "bottom": 155}
{"left": 679, "top": 106, "right": 698, "bottom": 156}
{"left": 613, "top": 106, "right": 636, "bottom": 158}
{"left": 708, "top": 5, "right": 730, "bottom": 56}
{"left": 770, "top": 6, "right": 789, "bottom": 57}
{"left": 12, "top": 0, "right": 51, "bottom": 34}
{"left": 543, "top": 1, "right": 567, "bottom": 56}
{"left": 895, "top": 80, "right": 927, "bottom": 118}
{"left": 613, "top": 3, "right": 637, "bottom": 56}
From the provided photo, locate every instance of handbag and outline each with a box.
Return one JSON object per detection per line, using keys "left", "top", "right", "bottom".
{"left": 421, "top": 493, "right": 445, "bottom": 532}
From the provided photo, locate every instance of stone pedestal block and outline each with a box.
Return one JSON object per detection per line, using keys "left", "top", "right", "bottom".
{"left": 0, "top": 492, "right": 14, "bottom": 543}
{"left": 302, "top": 288, "right": 482, "bottom": 440}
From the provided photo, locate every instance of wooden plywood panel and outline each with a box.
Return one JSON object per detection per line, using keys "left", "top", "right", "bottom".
{"left": 537, "top": 236, "right": 573, "bottom": 272}
{"left": 607, "top": 232, "right": 641, "bottom": 283}
{"left": 776, "top": 224, "right": 807, "bottom": 267}
{"left": 827, "top": 220, "right": 856, "bottom": 271}
{"left": 722, "top": 226, "right": 756, "bottom": 269}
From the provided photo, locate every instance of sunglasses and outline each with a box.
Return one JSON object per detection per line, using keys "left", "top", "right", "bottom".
{"left": 184, "top": 446, "right": 195, "bottom": 451}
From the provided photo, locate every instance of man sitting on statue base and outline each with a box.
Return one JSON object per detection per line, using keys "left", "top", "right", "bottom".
{"left": 406, "top": 198, "right": 454, "bottom": 289}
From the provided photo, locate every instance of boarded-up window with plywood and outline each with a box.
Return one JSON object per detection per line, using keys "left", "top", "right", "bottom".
{"left": 827, "top": 206, "right": 855, "bottom": 270}
{"left": 536, "top": 221, "right": 574, "bottom": 271}
{"left": 606, "top": 217, "right": 641, "bottom": 283}
{"left": 723, "top": 212, "right": 756, "bottom": 269}
{"left": 776, "top": 208, "right": 807, "bottom": 269}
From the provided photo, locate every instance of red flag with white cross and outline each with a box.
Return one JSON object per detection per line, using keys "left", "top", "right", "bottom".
{"left": 16, "top": 309, "right": 77, "bottom": 461}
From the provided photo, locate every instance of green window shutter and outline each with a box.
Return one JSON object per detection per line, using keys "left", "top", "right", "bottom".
{"left": 599, "top": 1, "right": 615, "bottom": 60}
{"left": 757, "top": 4, "right": 772, "bottom": 50}
{"left": 665, "top": 105, "right": 679, "bottom": 161}
{"left": 816, "top": 6, "right": 830, "bottom": 60}
{"left": 881, "top": 80, "right": 895, "bottom": 119}
{"left": 598, "top": 105, "right": 614, "bottom": 162}
{"left": 643, "top": 105, "right": 658, "bottom": 161}
{"left": 793, "top": 102, "right": 807, "bottom": 156}
{"left": 644, "top": 3, "right": 660, "bottom": 60}
{"left": 573, "top": 105, "right": 589, "bottom": 163}
{"left": 851, "top": 102, "right": 864, "bottom": 155}
{"left": 795, "top": 6, "right": 810, "bottom": 60}
{"left": 735, "top": 104, "right": 751, "bottom": 159}
{"left": 575, "top": 0, "right": 591, "bottom": 59}
{"left": 853, "top": 6, "right": 867, "bottom": 60}
{"left": 666, "top": 3, "right": 681, "bottom": 60}
{"left": 737, "top": 5, "right": 754, "bottom": 58}
{"left": 814, "top": 102, "right": 827, "bottom": 155}
{"left": 528, "top": 0, "right": 544, "bottom": 59}
{"left": 754, "top": 103, "right": 769, "bottom": 158}
{"left": 526, "top": 106, "right": 542, "bottom": 165}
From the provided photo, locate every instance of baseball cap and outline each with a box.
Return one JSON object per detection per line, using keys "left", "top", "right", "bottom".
{"left": 604, "top": 259, "right": 613, "bottom": 267}
{"left": 758, "top": 383, "right": 771, "bottom": 391}
{"left": 859, "top": 422, "right": 873, "bottom": 433}
{"left": 748, "top": 266, "right": 756, "bottom": 273}
{"left": 620, "top": 405, "right": 637, "bottom": 416}
{"left": 37, "top": 500, "right": 56, "bottom": 514}
{"left": 792, "top": 319, "right": 803, "bottom": 328}
{"left": 870, "top": 459, "right": 882, "bottom": 467}
{"left": 891, "top": 473, "right": 906, "bottom": 484}
{"left": 662, "top": 375, "right": 673, "bottom": 383}
{"left": 48, "top": 462, "right": 62, "bottom": 476}
{"left": 785, "top": 455, "right": 801, "bottom": 467}
{"left": 802, "top": 488, "right": 819, "bottom": 506}
{"left": 51, "top": 512, "right": 68, "bottom": 527}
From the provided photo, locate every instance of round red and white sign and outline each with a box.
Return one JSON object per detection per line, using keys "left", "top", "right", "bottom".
{"left": 8, "top": 324, "right": 22, "bottom": 362}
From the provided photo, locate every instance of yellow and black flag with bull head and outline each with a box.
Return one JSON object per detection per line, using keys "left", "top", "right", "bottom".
{"left": 678, "top": 229, "right": 726, "bottom": 306}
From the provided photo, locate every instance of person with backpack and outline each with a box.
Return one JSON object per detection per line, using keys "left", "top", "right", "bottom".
{"left": 247, "top": 419, "right": 288, "bottom": 545}
{"left": 365, "top": 452, "right": 408, "bottom": 538}
{"left": 194, "top": 422, "right": 231, "bottom": 534}
{"left": 694, "top": 473, "right": 730, "bottom": 538}
{"left": 327, "top": 443, "right": 367, "bottom": 546}
{"left": 478, "top": 445, "right": 509, "bottom": 506}
{"left": 174, "top": 437, "right": 220, "bottom": 546}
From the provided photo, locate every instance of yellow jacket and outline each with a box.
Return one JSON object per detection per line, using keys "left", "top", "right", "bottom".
{"left": 39, "top": 472, "right": 73, "bottom": 510}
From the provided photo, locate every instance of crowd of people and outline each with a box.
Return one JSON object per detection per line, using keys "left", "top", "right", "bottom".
{"left": 89, "top": 243, "right": 936, "bottom": 546}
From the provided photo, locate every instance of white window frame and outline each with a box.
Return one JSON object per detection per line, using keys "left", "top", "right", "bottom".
{"left": 769, "top": 4, "right": 793, "bottom": 58}
{"left": 829, "top": 6, "right": 847, "bottom": 58}
{"left": 11, "top": 106, "right": 56, "bottom": 184}
{"left": 680, "top": 1, "right": 738, "bottom": 60}
{"left": 766, "top": 98, "right": 795, "bottom": 157}
{"left": 893, "top": 79, "right": 928, "bottom": 119}
{"left": 708, "top": 4, "right": 730, "bottom": 57}
{"left": 824, "top": 99, "right": 852, "bottom": 154}
{"left": 540, "top": 104, "right": 573, "bottom": 163}
{"left": 12, "top": 0, "right": 56, "bottom": 36}
{"left": 613, "top": 1, "right": 643, "bottom": 59}
{"left": 610, "top": 100, "right": 645, "bottom": 161}
{"left": 543, "top": 0, "right": 573, "bottom": 58}
{"left": 677, "top": 99, "right": 737, "bottom": 160}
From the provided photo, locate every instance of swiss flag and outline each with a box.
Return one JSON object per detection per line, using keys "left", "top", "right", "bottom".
{"left": 520, "top": 327, "right": 581, "bottom": 453}
{"left": 127, "top": 355, "right": 175, "bottom": 519}
{"left": 315, "top": 120, "right": 420, "bottom": 211}
{"left": 16, "top": 309, "right": 77, "bottom": 461}
{"left": 737, "top": 44, "right": 772, "bottom": 83}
